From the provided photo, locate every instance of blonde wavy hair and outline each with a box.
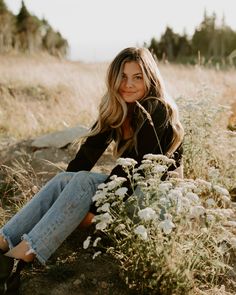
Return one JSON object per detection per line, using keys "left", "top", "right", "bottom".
{"left": 82, "top": 47, "right": 184, "bottom": 158}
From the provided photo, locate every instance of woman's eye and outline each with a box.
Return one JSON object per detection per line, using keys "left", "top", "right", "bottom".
{"left": 135, "top": 76, "right": 142, "bottom": 80}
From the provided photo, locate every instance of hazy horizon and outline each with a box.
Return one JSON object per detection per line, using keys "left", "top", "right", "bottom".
{"left": 5, "top": 0, "right": 236, "bottom": 62}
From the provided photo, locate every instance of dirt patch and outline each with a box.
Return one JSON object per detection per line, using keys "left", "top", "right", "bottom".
{"left": 1, "top": 138, "right": 134, "bottom": 295}
{"left": 20, "top": 227, "right": 133, "bottom": 295}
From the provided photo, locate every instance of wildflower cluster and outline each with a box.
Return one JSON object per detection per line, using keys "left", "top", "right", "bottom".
{"left": 84, "top": 155, "right": 235, "bottom": 294}
{"left": 178, "top": 94, "right": 236, "bottom": 190}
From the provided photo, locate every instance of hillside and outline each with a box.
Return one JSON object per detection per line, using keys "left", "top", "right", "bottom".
{"left": 0, "top": 54, "right": 236, "bottom": 294}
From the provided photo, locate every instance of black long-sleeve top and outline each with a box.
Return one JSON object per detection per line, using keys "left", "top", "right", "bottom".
{"left": 66, "top": 98, "right": 183, "bottom": 214}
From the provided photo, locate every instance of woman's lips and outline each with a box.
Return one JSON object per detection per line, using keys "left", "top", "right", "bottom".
{"left": 122, "top": 91, "right": 135, "bottom": 95}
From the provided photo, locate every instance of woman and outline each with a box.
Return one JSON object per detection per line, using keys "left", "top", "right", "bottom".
{"left": 0, "top": 47, "right": 184, "bottom": 294}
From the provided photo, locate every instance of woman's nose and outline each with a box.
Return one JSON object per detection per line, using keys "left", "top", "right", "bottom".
{"left": 125, "top": 78, "right": 133, "bottom": 88}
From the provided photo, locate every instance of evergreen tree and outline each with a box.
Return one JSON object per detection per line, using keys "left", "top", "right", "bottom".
{"left": 0, "top": 0, "right": 14, "bottom": 53}
{"left": 0, "top": 0, "right": 8, "bottom": 14}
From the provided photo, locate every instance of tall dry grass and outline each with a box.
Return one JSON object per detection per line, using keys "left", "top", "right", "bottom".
{"left": 0, "top": 54, "right": 236, "bottom": 139}
{"left": 0, "top": 53, "right": 108, "bottom": 138}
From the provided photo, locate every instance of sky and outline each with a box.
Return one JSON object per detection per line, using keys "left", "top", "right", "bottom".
{"left": 4, "top": 0, "right": 236, "bottom": 62}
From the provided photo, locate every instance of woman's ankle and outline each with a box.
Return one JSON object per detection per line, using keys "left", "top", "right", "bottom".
{"left": 5, "top": 240, "right": 35, "bottom": 263}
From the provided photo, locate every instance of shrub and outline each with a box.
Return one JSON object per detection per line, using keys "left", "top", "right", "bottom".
{"left": 86, "top": 156, "right": 235, "bottom": 294}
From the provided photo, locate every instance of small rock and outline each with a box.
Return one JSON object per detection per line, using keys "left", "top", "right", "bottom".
{"left": 31, "top": 124, "right": 88, "bottom": 148}
{"left": 73, "top": 279, "right": 82, "bottom": 286}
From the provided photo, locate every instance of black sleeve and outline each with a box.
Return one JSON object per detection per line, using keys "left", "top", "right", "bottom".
{"left": 66, "top": 129, "right": 112, "bottom": 172}
{"left": 90, "top": 101, "right": 183, "bottom": 214}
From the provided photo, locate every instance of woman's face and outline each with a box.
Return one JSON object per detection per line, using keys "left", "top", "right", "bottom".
{"left": 118, "top": 61, "right": 146, "bottom": 103}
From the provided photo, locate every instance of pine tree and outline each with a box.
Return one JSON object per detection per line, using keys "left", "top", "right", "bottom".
{"left": 0, "top": 0, "right": 8, "bottom": 14}
{"left": 0, "top": 0, "right": 14, "bottom": 52}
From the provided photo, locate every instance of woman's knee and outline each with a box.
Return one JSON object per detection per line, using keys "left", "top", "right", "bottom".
{"left": 52, "top": 171, "right": 75, "bottom": 182}
{"left": 72, "top": 171, "right": 91, "bottom": 182}
{"left": 71, "top": 171, "right": 106, "bottom": 188}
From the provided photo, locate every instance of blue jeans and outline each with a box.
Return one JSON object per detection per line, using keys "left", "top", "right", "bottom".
{"left": 0, "top": 171, "right": 108, "bottom": 264}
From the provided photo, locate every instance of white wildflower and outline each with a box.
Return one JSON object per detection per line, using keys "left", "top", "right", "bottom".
{"left": 110, "top": 175, "right": 127, "bottom": 183}
{"left": 144, "top": 154, "right": 168, "bottom": 161}
{"left": 97, "top": 183, "right": 107, "bottom": 190}
{"left": 92, "top": 191, "right": 107, "bottom": 203}
{"left": 159, "top": 182, "right": 172, "bottom": 193}
{"left": 93, "top": 237, "right": 101, "bottom": 247}
{"left": 138, "top": 163, "right": 152, "bottom": 170}
{"left": 83, "top": 236, "right": 91, "bottom": 249}
{"left": 189, "top": 205, "right": 205, "bottom": 219}
{"left": 159, "top": 214, "right": 175, "bottom": 234}
{"left": 133, "top": 173, "right": 142, "bottom": 180}
{"left": 97, "top": 203, "right": 110, "bottom": 213}
{"left": 106, "top": 177, "right": 127, "bottom": 190}
{"left": 153, "top": 164, "right": 167, "bottom": 173}
{"left": 111, "top": 201, "right": 119, "bottom": 207}
{"left": 185, "top": 192, "right": 200, "bottom": 204}
{"left": 92, "top": 251, "right": 102, "bottom": 259}
{"left": 181, "top": 182, "right": 197, "bottom": 192}
{"left": 209, "top": 208, "right": 234, "bottom": 219}
{"left": 205, "top": 198, "right": 216, "bottom": 208}
{"left": 96, "top": 222, "right": 107, "bottom": 231}
{"left": 167, "top": 189, "right": 183, "bottom": 202}
{"left": 94, "top": 212, "right": 113, "bottom": 231}
{"left": 147, "top": 179, "right": 157, "bottom": 186}
{"left": 213, "top": 185, "right": 229, "bottom": 196}
{"left": 134, "top": 225, "right": 148, "bottom": 240}
{"left": 138, "top": 207, "right": 157, "bottom": 221}
{"left": 144, "top": 154, "right": 175, "bottom": 165}
{"left": 195, "top": 178, "right": 212, "bottom": 189}
{"left": 116, "top": 157, "right": 137, "bottom": 167}
{"left": 106, "top": 180, "right": 119, "bottom": 190}
{"left": 181, "top": 197, "right": 191, "bottom": 209}
{"left": 115, "top": 187, "right": 128, "bottom": 197}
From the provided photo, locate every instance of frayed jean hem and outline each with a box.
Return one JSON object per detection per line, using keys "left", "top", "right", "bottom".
{"left": 0, "top": 228, "right": 14, "bottom": 249}
{"left": 22, "top": 234, "right": 46, "bottom": 265}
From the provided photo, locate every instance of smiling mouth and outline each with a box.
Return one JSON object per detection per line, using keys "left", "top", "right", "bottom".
{"left": 122, "top": 91, "right": 136, "bottom": 95}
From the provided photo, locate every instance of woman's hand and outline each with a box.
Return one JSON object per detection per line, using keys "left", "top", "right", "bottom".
{"left": 79, "top": 212, "right": 95, "bottom": 229}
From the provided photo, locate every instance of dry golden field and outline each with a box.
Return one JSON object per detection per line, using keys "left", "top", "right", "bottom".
{"left": 0, "top": 53, "right": 236, "bottom": 295}
{"left": 0, "top": 53, "right": 236, "bottom": 139}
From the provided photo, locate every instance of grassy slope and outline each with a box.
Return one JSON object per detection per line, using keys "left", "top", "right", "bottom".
{"left": 0, "top": 54, "right": 236, "bottom": 295}
{"left": 0, "top": 54, "right": 235, "bottom": 140}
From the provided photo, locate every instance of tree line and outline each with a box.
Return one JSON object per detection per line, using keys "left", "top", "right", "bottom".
{"left": 0, "top": 0, "right": 68, "bottom": 57}
{"left": 146, "top": 11, "right": 236, "bottom": 67}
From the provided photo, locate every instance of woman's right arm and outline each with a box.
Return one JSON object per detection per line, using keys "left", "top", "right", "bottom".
{"left": 66, "top": 129, "right": 112, "bottom": 172}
